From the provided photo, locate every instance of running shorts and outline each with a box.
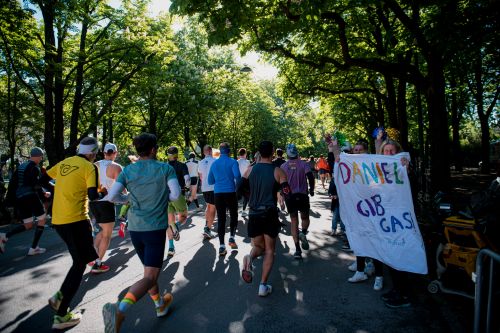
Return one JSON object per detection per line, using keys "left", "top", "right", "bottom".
{"left": 285, "top": 193, "right": 310, "bottom": 217}
{"left": 54, "top": 220, "right": 98, "bottom": 265}
{"left": 129, "top": 229, "right": 167, "bottom": 268}
{"left": 248, "top": 206, "right": 281, "bottom": 238}
{"left": 16, "top": 194, "right": 45, "bottom": 220}
{"left": 202, "top": 191, "right": 215, "bottom": 205}
{"left": 190, "top": 177, "right": 198, "bottom": 186}
{"left": 168, "top": 195, "right": 188, "bottom": 214}
{"left": 89, "top": 201, "right": 116, "bottom": 224}
{"left": 319, "top": 169, "right": 329, "bottom": 175}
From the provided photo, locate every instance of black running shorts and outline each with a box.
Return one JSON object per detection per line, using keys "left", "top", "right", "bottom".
{"left": 54, "top": 220, "right": 98, "bottom": 265}
{"left": 129, "top": 229, "right": 167, "bottom": 268}
{"left": 89, "top": 201, "right": 116, "bottom": 224}
{"left": 190, "top": 177, "right": 198, "bottom": 186}
{"left": 203, "top": 191, "right": 215, "bottom": 205}
{"left": 285, "top": 193, "right": 310, "bottom": 217}
{"left": 248, "top": 207, "right": 281, "bottom": 238}
{"left": 16, "top": 194, "right": 45, "bottom": 220}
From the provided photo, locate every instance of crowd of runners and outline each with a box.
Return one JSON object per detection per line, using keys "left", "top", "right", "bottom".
{"left": 0, "top": 128, "right": 416, "bottom": 331}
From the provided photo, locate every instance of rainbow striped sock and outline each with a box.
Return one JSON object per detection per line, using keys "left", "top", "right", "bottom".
{"left": 150, "top": 293, "right": 163, "bottom": 308}
{"left": 118, "top": 292, "right": 137, "bottom": 313}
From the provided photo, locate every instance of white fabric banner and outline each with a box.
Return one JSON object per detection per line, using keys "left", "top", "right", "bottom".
{"left": 334, "top": 152, "right": 427, "bottom": 274}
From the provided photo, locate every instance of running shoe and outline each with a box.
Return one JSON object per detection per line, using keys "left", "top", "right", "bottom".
{"left": 103, "top": 302, "right": 125, "bottom": 333}
{"left": 167, "top": 248, "right": 175, "bottom": 257}
{"left": 91, "top": 263, "right": 110, "bottom": 274}
{"left": 373, "top": 277, "right": 384, "bottom": 291}
{"left": 118, "top": 220, "right": 127, "bottom": 238}
{"left": 347, "top": 271, "right": 368, "bottom": 283}
{"left": 156, "top": 293, "right": 173, "bottom": 318}
{"left": 203, "top": 227, "right": 214, "bottom": 239}
{"left": 241, "top": 211, "right": 248, "bottom": 217}
{"left": 52, "top": 311, "right": 82, "bottom": 330}
{"left": 384, "top": 295, "right": 411, "bottom": 308}
{"left": 228, "top": 237, "right": 238, "bottom": 249}
{"left": 258, "top": 283, "right": 272, "bottom": 297}
{"left": 299, "top": 232, "right": 309, "bottom": 250}
{"left": 27, "top": 247, "right": 46, "bottom": 256}
{"left": 381, "top": 289, "right": 399, "bottom": 302}
{"left": 219, "top": 246, "right": 227, "bottom": 256}
{"left": 241, "top": 254, "right": 253, "bottom": 283}
{"left": 170, "top": 223, "right": 180, "bottom": 241}
{"left": 348, "top": 261, "right": 357, "bottom": 272}
{"left": 293, "top": 250, "right": 302, "bottom": 259}
{"left": 48, "top": 291, "right": 63, "bottom": 311}
{"left": 0, "top": 233, "right": 7, "bottom": 254}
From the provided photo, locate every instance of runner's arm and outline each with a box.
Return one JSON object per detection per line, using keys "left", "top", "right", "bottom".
{"left": 275, "top": 168, "right": 291, "bottom": 200}
{"left": 106, "top": 182, "right": 129, "bottom": 204}
{"left": 168, "top": 178, "right": 181, "bottom": 201}
{"left": 306, "top": 171, "right": 315, "bottom": 196}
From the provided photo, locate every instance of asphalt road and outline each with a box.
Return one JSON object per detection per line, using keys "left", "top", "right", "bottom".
{"left": 0, "top": 184, "right": 473, "bottom": 333}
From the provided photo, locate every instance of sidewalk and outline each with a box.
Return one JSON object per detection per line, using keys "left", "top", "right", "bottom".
{"left": 0, "top": 187, "right": 472, "bottom": 332}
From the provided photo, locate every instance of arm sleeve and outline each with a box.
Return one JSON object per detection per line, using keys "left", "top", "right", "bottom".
{"left": 168, "top": 178, "right": 181, "bottom": 201}
{"left": 87, "top": 164, "right": 99, "bottom": 201}
{"left": 306, "top": 171, "right": 315, "bottom": 191}
{"left": 106, "top": 182, "right": 128, "bottom": 204}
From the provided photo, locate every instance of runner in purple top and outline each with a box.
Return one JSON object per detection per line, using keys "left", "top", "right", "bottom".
{"left": 280, "top": 144, "right": 315, "bottom": 260}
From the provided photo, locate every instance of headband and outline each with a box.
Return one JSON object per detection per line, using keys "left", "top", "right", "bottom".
{"left": 78, "top": 142, "right": 98, "bottom": 155}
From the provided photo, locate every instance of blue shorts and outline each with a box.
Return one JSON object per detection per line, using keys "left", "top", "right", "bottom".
{"left": 129, "top": 229, "right": 167, "bottom": 268}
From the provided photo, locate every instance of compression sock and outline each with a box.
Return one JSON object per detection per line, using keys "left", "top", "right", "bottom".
{"left": 6, "top": 224, "right": 27, "bottom": 238}
{"left": 295, "top": 241, "right": 300, "bottom": 252}
{"left": 118, "top": 292, "right": 137, "bottom": 313}
{"left": 150, "top": 293, "right": 164, "bottom": 308}
{"left": 194, "top": 199, "right": 199, "bottom": 208}
{"left": 168, "top": 239, "right": 174, "bottom": 249}
{"left": 31, "top": 225, "right": 45, "bottom": 248}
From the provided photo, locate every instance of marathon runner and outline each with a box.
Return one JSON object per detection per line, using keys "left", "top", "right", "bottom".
{"left": 237, "top": 148, "right": 250, "bottom": 217}
{"left": 186, "top": 152, "right": 200, "bottom": 209}
{"left": 102, "top": 133, "right": 180, "bottom": 332}
{"left": 198, "top": 145, "right": 216, "bottom": 239}
{"left": 1, "top": 147, "right": 51, "bottom": 255}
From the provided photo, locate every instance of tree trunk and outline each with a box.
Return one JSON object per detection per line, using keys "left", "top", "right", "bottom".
{"left": 474, "top": 57, "right": 490, "bottom": 173}
{"left": 384, "top": 74, "right": 398, "bottom": 128}
{"left": 449, "top": 76, "right": 463, "bottom": 172}
{"left": 425, "top": 54, "right": 450, "bottom": 193}
{"left": 54, "top": 29, "right": 65, "bottom": 160}
{"left": 40, "top": 2, "right": 56, "bottom": 165}
{"left": 70, "top": 15, "right": 89, "bottom": 147}
{"left": 396, "top": 76, "right": 408, "bottom": 150}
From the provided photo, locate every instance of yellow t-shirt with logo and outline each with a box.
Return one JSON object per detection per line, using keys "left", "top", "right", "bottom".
{"left": 47, "top": 155, "right": 98, "bottom": 225}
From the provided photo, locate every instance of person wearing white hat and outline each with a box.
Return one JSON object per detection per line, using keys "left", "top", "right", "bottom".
{"left": 0, "top": 147, "right": 51, "bottom": 256}
{"left": 88, "top": 142, "right": 123, "bottom": 274}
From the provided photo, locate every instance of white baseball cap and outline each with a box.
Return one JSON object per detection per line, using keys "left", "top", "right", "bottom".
{"left": 104, "top": 143, "right": 117, "bottom": 154}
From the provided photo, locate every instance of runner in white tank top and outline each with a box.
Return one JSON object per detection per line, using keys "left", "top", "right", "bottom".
{"left": 88, "top": 143, "right": 123, "bottom": 273}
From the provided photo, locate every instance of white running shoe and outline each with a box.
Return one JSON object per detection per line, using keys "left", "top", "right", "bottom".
{"left": 348, "top": 261, "right": 357, "bottom": 272}
{"left": 28, "top": 247, "right": 46, "bottom": 256}
{"left": 373, "top": 277, "right": 384, "bottom": 291}
{"left": 258, "top": 283, "right": 272, "bottom": 297}
{"left": 348, "top": 271, "right": 368, "bottom": 283}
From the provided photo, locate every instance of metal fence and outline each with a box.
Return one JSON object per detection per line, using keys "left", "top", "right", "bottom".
{"left": 474, "top": 249, "right": 500, "bottom": 333}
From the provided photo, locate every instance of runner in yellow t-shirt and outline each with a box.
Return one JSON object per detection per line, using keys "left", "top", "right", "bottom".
{"left": 46, "top": 137, "right": 100, "bottom": 330}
